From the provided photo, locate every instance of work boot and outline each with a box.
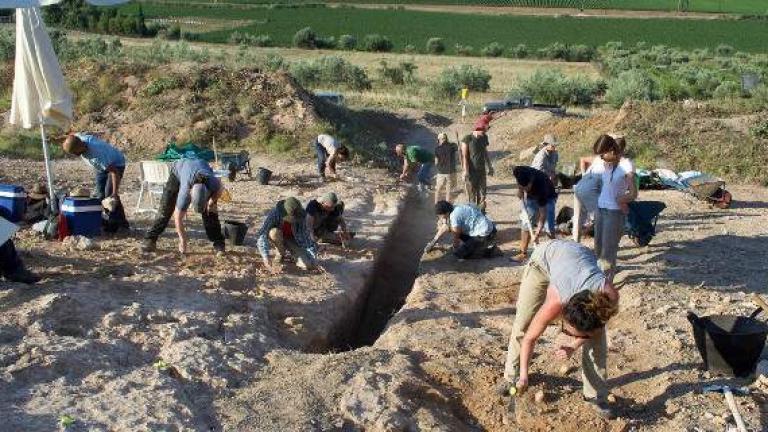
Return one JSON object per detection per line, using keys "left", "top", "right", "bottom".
{"left": 213, "top": 243, "right": 226, "bottom": 255}
{"left": 141, "top": 239, "right": 157, "bottom": 253}
{"left": 584, "top": 397, "right": 616, "bottom": 420}
{"left": 4, "top": 268, "right": 41, "bottom": 284}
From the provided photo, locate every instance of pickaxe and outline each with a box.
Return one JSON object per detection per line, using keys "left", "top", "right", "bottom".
{"left": 702, "top": 385, "right": 750, "bottom": 432}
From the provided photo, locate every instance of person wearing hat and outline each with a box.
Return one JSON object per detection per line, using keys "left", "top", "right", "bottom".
{"left": 256, "top": 197, "right": 318, "bottom": 273}
{"left": 305, "top": 192, "right": 352, "bottom": 246}
{"left": 433, "top": 132, "right": 458, "bottom": 205}
{"left": 425, "top": 200, "right": 498, "bottom": 259}
{"left": 395, "top": 144, "right": 434, "bottom": 191}
{"left": 512, "top": 165, "right": 557, "bottom": 262}
{"left": 24, "top": 183, "right": 49, "bottom": 224}
{"left": 532, "top": 134, "right": 560, "bottom": 187}
{"left": 460, "top": 127, "right": 494, "bottom": 212}
{"left": 1, "top": 216, "right": 40, "bottom": 284}
{"left": 313, "top": 134, "right": 350, "bottom": 181}
{"left": 142, "top": 158, "right": 225, "bottom": 254}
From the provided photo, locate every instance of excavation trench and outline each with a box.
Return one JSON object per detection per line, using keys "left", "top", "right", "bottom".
{"left": 331, "top": 191, "right": 437, "bottom": 351}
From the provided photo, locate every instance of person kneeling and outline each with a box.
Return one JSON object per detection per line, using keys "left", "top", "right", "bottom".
{"left": 305, "top": 192, "right": 353, "bottom": 247}
{"left": 256, "top": 197, "right": 318, "bottom": 273}
{"left": 503, "top": 239, "right": 619, "bottom": 419}
{"left": 426, "top": 200, "right": 497, "bottom": 259}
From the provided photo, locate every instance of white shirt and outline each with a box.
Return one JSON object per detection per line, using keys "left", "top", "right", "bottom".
{"left": 317, "top": 134, "right": 339, "bottom": 155}
{"left": 588, "top": 156, "right": 634, "bottom": 210}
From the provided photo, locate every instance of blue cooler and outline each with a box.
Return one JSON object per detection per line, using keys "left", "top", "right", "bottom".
{"left": 61, "top": 197, "right": 102, "bottom": 237}
{"left": 0, "top": 184, "right": 27, "bottom": 223}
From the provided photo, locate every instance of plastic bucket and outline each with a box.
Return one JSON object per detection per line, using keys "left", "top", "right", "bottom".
{"left": 224, "top": 220, "right": 248, "bottom": 246}
{"left": 257, "top": 167, "right": 272, "bottom": 185}
{"left": 687, "top": 312, "right": 768, "bottom": 377}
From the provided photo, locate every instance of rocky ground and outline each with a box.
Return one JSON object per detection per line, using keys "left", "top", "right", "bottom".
{"left": 2, "top": 109, "right": 768, "bottom": 431}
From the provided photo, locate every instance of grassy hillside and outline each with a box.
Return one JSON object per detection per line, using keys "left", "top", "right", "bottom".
{"left": 126, "top": 3, "right": 768, "bottom": 53}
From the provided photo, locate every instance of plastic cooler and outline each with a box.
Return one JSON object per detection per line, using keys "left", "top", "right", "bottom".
{"left": 61, "top": 197, "right": 102, "bottom": 237}
{"left": 0, "top": 184, "right": 27, "bottom": 223}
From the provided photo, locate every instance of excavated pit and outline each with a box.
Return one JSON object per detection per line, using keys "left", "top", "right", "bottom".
{"left": 332, "top": 191, "right": 437, "bottom": 350}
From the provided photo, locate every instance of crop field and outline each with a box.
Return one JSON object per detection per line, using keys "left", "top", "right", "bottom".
{"left": 139, "top": 0, "right": 768, "bottom": 15}
{"left": 125, "top": 3, "right": 768, "bottom": 53}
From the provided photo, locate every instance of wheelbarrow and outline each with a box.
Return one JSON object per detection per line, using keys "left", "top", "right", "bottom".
{"left": 687, "top": 294, "right": 768, "bottom": 377}
{"left": 218, "top": 150, "right": 252, "bottom": 181}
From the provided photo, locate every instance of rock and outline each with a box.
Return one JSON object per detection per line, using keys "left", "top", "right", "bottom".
{"left": 607, "top": 393, "right": 617, "bottom": 403}
{"left": 534, "top": 390, "right": 545, "bottom": 404}
{"left": 558, "top": 365, "right": 573, "bottom": 376}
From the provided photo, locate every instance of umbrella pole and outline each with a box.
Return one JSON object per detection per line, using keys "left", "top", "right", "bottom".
{"left": 39, "top": 123, "right": 57, "bottom": 214}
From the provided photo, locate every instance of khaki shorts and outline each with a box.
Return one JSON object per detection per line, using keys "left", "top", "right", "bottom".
{"left": 435, "top": 173, "right": 457, "bottom": 193}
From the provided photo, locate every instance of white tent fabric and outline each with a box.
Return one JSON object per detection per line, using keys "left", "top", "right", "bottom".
{"left": 9, "top": 7, "right": 72, "bottom": 129}
{"left": 0, "top": 0, "right": 128, "bottom": 7}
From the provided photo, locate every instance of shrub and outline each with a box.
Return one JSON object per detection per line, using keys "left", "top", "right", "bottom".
{"left": 515, "top": 69, "right": 600, "bottom": 106}
{"left": 166, "top": 24, "right": 181, "bottom": 41}
{"left": 143, "top": 75, "right": 184, "bottom": 96}
{"left": 361, "top": 34, "right": 393, "bottom": 52}
{"left": 541, "top": 42, "right": 568, "bottom": 60}
{"left": 316, "top": 36, "right": 336, "bottom": 49}
{"left": 455, "top": 44, "right": 473, "bottom": 56}
{"left": 605, "top": 70, "right": 657, "bottom": 108}
{"left": 508, "top": 44, "right": 528, "bottom": 59}
{"left": 264, "top": 53, "right": 285, "bottom": 71}
{"left": 378, "top": 60, "right": 417, "bottom": 85}
{"left": 750, "top": 120, "right": 768, "bottom": 139}
{"left": 567, "top": 44, "right": 597, "bottom": 62}
{"left": 657, "top": 76, "right": 691, "bottom": 101}
{"left": 713, "top": 81, "right": 741, "bottom": 99}
{"left": 0, "top": 28, "right": 13, "bottom": 62}
{"left": 404, "top": 44, "right": 417, "bottom": 54}
{"left": 426, "top": 37, "right": 445, "bottom": 55}
{"left": 289, "top": 55, "right": 371, "bottom": 90}
{"left": 429, "top": 64, "right": 491, "bottom": 98}
{"left": 480, "top": 42, "right": 504, "bottom": 58}
{"left": 293, "top": 27, "right": 317, "bottom": 49}
{"left": 229, "top": 32, "right": 272, "bottom": 47}
{"left": 339, "top": 34, "right": 356, "bottom": 50}
{"left": 715, "top": 44, "right": 735, "bottom": 57}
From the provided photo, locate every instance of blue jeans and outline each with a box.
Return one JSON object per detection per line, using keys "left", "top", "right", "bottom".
{"left": 417, "top": 163, "right": 433, "bottom": 186}
{"left": 521, "top": 196, "right": 557, "bottom": 234}
{"left": 314, "top": 141, "right": 328, "bottom": 177}
{"left": 94, "top": 166, "right": 126, "bottom": 200}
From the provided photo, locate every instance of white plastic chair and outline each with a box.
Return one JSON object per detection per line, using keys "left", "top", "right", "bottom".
{"left": 135, "top": 161, "right": 170, "bottom": 215}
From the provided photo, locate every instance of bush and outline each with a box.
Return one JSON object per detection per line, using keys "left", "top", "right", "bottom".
{"left": 404, "top": 44, "right": 417, "bottom": 54}
{"left": 750, "top": 120, "right": 768, "bottom": 139}
{"left": 455, "top": 44, "right": 473, "bottom": 56}
{"left": 293, "top": 27, "right": 317, "bottom": 49}
{"left": 515, "top": 69, "right": 600, "bottom": 106}
{"left": 289, "top": 55, "right": 371, "bottom": 90}
{"left": 166, "top": 24, "right": 181, "bottom": 41}
{"left": 0, "top": 28, "right": 13, "bottom": 61}
{"left": 361, "top": 34, "right": 393, "bottom": 52}
{"left": 715, "top": 44, "right": 735, "bottom": 57}
{"left": 378, "top": 60, "right": 417, "bottom": 85}
{"left": 229, "top": 31, "right": 272, "bottom": 47}
{"left": 143, "top": 75, "right": 184, "bottom": 96}
{"left": 657, "top": 76, "right": 691, "bottom": 101}
{"left": 567, "top": 44, "right": 597, "bottom": 62}
{"left": 316, "top": 36, "right": 336, "bottom": 49}
{"left": 605, "top": 70, "right": 657, "bottom": 108}
{"left": 541, "top": 42, "right": 568, "bottom": 60}
{"left": 508, "top": 44, "right": 528, "bottom": 59}
{"left": 429, "top": 64, "right": 491, "bottom": 98}
{"left": 713, "top": 81, "right": 741, "bottom": 99}
{"left": 339, "top": 34, "right": 356, "bottom": 50}
{"left": 480, "top": 42, "right": 504, "bottom": 58}
{"left": 426, "top": 37, "right": 445, "bottom": 55}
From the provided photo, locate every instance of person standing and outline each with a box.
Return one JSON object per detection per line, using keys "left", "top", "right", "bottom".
{"left": 460, "top": 128, "right": 494, "bottom": 212}
{"left": 305, "top": 192, "right": 352, "bottom": 246}
{"left": 313, "top": 134, "right": 350, "bottom": 180}
{"left": 395, "top": 144, "right": 434, "bottom": 191}
{"left": 256, "top": 197, "right": 318, "bottom": 273}
{"left": 425, "top": 201, "right": 497, "bottom": 259}
{"left": 591, "top": 134, "right": 637, "bottom": 274}
{"left": 502, "top": 239, "right": 619, "bottom": 419}
{"left": 62, "top": 133, "right": 129, "bottom": 229}
{"left": 512, "top": 166, "right": 557, "bottom": 262}
{"left": 141, "top": 158, "right": 225, "bottom": 254}
{"left": 433, "top": 133, "right": 458, "bottom": 204}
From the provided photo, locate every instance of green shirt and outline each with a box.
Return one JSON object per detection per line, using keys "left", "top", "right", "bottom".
{"left": 405, "top": 146, "right": 433, "bottom": 164}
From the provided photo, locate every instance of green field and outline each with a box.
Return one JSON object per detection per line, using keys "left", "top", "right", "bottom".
{"left": 136, "top": 0, "right": 768, "bottom": 15}
{"left": 125, "top": 3, "right": 768, "bottom": 52}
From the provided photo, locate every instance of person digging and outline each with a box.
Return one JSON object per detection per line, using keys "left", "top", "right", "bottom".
{"left": 512, "top": 165, "right": 557, "bottom": 263}
{"left": 395, "top": 144, "right": 434, "bottom": 192}
{"left": 425, "top": 200, "right": 498, "bottom": 260}
{"left": 62, "top": 133, "right": 129, "bottom": 230}
{"left": 305, "top": 192, "right": 353, "bottom": 247}
{"left": 256, "top": 197, "right": 318, "bottom": 273}
{"left": 141, "top": 158, "right": 225, "bottom": 254}
{"left": 313, "top": 134, "right": 350, "bottom": 181}
{"left": 502, "top": 239, "right": 620, "bottom": 419}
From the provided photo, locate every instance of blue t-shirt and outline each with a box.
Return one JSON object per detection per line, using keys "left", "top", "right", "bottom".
{"left": 77, "top": 134, "right": 126, "bottom": 172}
{"left": 171, "top": 159, "right": 222, "bottom": 211}
{"left": 449, "top": 204, "right": 494, "bottom": 237}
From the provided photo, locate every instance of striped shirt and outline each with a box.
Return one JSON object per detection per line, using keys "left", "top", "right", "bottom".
{"left": 256, "top": 205, "right": 317, "bottom": 261}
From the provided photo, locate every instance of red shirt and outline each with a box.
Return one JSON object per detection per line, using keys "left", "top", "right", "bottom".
{"left": 474, "top": 113, "right": 493, "bottom": 130}
{"left": 281, "top": 221, "right": 294, "bottom": 239}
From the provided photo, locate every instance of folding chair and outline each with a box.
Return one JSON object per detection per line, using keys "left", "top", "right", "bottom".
{"left": 135, "top": 161, "right": 170, "bottom": 215}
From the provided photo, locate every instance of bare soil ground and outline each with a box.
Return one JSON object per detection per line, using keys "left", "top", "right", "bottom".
{"left": 2, "top": 108, "right": 768, "bottom": 431}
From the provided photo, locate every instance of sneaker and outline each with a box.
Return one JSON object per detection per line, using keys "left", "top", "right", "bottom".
{"left": 510, "top": 252, "right": 528, "bottom": 263}
{"left": 4, "top": 268, "right": 40, "bottom": 284}
{"left": 213, "top": 244, "right": 226, "bottom": 254}
{"left": 584, "top": 397, "right": 616, "bottom": 420}
{"left": 141, "top": 239, "right": 157, "bottom": 253}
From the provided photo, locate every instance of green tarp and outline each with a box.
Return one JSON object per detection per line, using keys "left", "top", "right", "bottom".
{"left": 155, "top": 143, "right": 214, "bottom": 162}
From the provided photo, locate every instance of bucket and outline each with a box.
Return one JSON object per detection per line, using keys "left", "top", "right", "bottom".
{"left": 257, "top": 167, "right": 272, "bottom": 185}
{"left": 224, "top": 220, "right": 248, "bottom": 246}
{"left": 687, "top": 311, "right": 768, "bottom": 377}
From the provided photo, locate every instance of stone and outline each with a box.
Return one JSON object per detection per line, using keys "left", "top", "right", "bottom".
{"left": 558, "top": 365, "right": 573, "bottom": 376}
{"left": 607, "top": 393, "right": 617, "bottom": 403}
{"left": 534, "top": 390, "right": 545, "bottom": 404}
